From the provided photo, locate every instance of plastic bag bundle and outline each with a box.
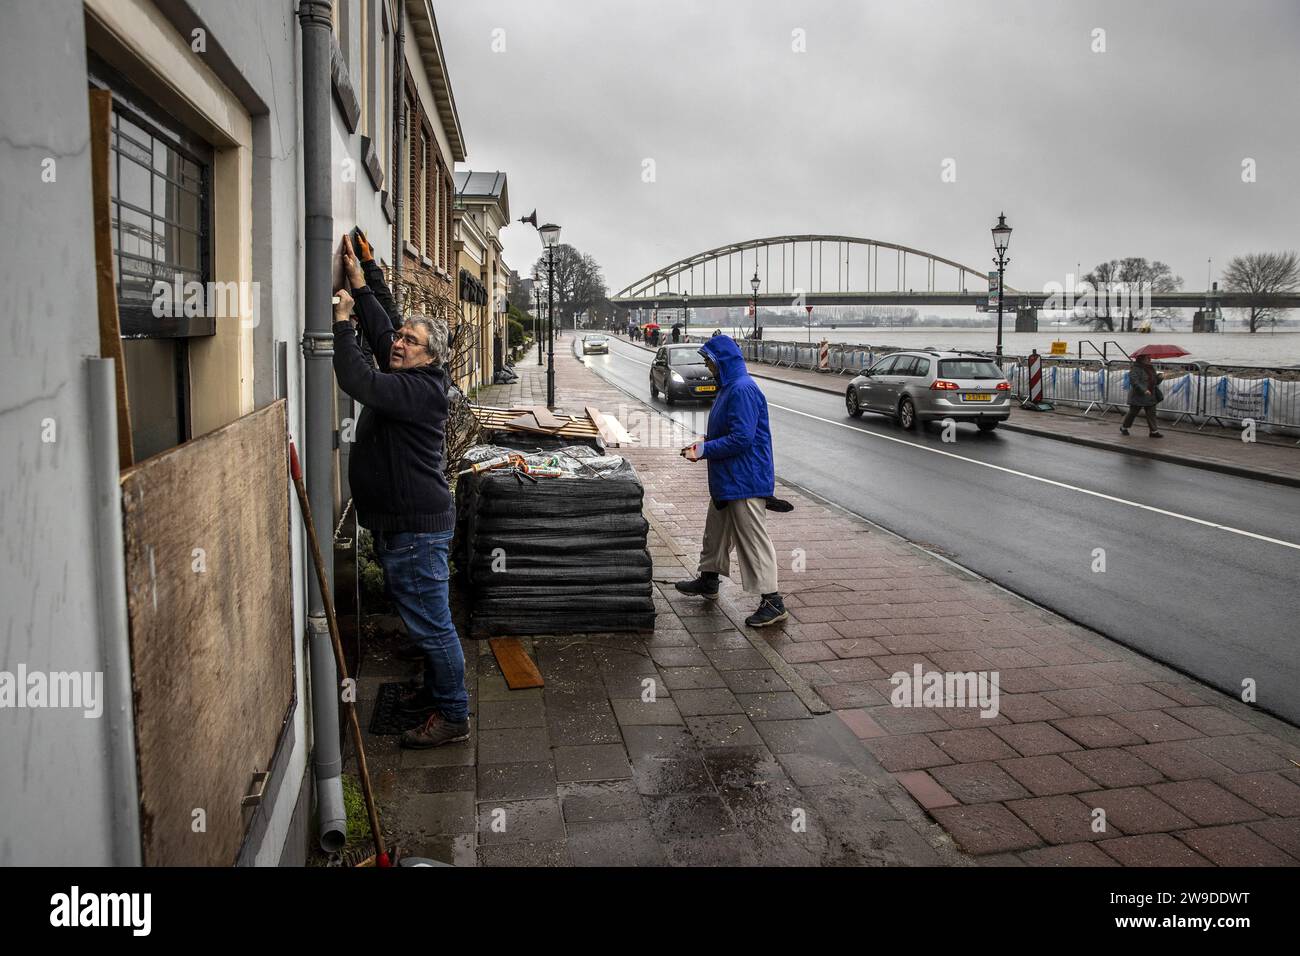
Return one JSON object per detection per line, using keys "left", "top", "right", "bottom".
{"left": 455, "top": 445, "right": 656, "bottom": 636}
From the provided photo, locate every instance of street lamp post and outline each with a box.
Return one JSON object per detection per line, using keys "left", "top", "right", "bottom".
{"left": 539, "top": 222, "right": 561, "bottom": 407}
{"left": 750, "top": 268, "right": 761, "bottom": 340}
{"left": 681, "top": 292, "right": 688, "bottom": 341}
{"left": 991, "top": 212, "right": 1013, "bottom": 358}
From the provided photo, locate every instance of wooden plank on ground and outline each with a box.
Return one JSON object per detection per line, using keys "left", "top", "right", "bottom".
{"left": 489, "top": 638, "right": 544, "bottom": 689}
{"left": 121, "top": 400, "right": 294, "bottom": 865}
{"left": 89, "top": 89, "right": 133, "bottom": 468}
{"left": 529, "top": 405, "right": 565, "bottom": 430}
{"left": 585, "top": 406, "right": 619, "bottom": 446}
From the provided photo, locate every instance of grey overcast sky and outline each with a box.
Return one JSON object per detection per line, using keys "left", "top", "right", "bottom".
{"left": 437, "top": 0, "right": 1300, "bottom": 298}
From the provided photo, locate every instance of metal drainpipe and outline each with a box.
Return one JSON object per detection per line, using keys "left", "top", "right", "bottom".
{"left": 87, "top": 358, "right": 142, "bottom": 866}
{"left": 391, "top": 0, "right": 405, "bottom": 312}
{"left": 299, "top": 0, "right": 346, "bottom": 854}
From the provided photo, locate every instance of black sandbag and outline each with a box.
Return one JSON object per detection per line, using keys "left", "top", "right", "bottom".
{"left": 469, "top": 565, "right": 653, "bottom": 588}
{"left": 472, "top": 532, "right": 649, "bottom": 555}
{"left": 471, "top": 612, "right": 656, "bottom": 637}
{"left": 472, "top": 513, "right": 650, "bottom": 537}
{"left": 469, "top": 550, "right": 650, "bottom": 571}
{"left": 475, "top": 496, "right": 642, "bottom": 519}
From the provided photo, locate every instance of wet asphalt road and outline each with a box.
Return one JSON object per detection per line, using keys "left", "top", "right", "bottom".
{"left": 572, "top": 334, "right": 1300, "bottom": 726}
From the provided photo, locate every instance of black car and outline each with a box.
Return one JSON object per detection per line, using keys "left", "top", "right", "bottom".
{"left": 649, "top": 344, "right": 717, "bottom": 403}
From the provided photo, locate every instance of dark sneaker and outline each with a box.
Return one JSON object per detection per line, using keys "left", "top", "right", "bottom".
{"left": 1119, "top": 426, "right": 1130, "bottom": 436}
{"left": 400, "top": 713, "right": 470, "bottom": 749}
{"left": 674, "top": 575, "right": 719, "bottom": 599}
{"left": 745, "top": 597, "right": 789, "bottom": 628}
{"left": 1150, "top": 431, "right": 1164, "bottom": 438}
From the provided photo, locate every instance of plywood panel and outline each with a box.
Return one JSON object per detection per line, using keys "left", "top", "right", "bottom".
{"left": 121, "top": 400, "right": 294, "bottom": 866}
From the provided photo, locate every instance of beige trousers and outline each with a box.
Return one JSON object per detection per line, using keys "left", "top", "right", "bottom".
{"left": 699, "top": 497, "right": 779, "bottom": 595}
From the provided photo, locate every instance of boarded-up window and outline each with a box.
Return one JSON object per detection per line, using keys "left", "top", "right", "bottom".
{"left": 120, "top": 401, "right": 294, "bottom": 865}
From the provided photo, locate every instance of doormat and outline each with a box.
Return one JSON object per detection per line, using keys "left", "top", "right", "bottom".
{"left": 367, "top": 681, "right": 429, "bottom": 735}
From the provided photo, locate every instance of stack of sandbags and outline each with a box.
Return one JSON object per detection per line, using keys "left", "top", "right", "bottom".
{"left": 454, "top": 445, "right": 655, "bottom": 636}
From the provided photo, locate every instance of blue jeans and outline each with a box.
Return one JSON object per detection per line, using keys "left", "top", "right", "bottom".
{"left": 374, "top": 529, "right": 468, "bottom": 722}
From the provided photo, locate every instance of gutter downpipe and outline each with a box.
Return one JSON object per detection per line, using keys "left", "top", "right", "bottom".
{"left": 392, "top": 0, "right": 405, "bottom": 313}
{"left": 87, "top": 358, "right": 142, "bottom": 866}
{"left": 299, "top": 0, "right": 346, "bottom": 854}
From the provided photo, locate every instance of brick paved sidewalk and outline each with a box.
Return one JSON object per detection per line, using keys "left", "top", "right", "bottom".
{"left": 689, "top": 348, "right": 1300, "bottom": 487}
{"left": 355, "top": 336, "right": 1300, "bottom": 866}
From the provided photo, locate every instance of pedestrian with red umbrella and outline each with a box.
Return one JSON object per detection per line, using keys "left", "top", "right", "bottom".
{"left": 1121, "top": 349, "right": 1176, "bottom": 438}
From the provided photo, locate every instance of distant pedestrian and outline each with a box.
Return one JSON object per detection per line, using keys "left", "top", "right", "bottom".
{"left": 671, "top": 323, "right": 682, "bottom": 343}
{"left": 1121, "top": 354, "right": 1166, "bottom": 438}
{"left": 676, "top": 336, "right": 787, "bottom": 627}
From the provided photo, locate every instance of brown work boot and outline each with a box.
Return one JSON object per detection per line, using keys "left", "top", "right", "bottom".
{"left": 400, "top": 712, "right": 470, "bottom": 749}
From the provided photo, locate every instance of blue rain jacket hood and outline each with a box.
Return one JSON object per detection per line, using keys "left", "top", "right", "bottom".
{"left": 697, "top": 336, "right": 775, "bottom": 501}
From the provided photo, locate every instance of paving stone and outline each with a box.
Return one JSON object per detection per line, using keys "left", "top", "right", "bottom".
{"left": 646, "top": 645, "right": 710, "bottom": 668}
{"left": 476, "top": 698, "right": 546, "bottom": 731}
{"left": 1125, "top": 741, "right": 1235, "bottom": 780}
{"left": 1164, "top": 706, "right": 1260, "bottom": 737}
{"left": 1041, "top": 687, "right": 1128, "bottom": 717}
{"left": 821, "top": 658, "right": 889, "bottom": 682}
{"left": 567, "top": 819, "right": 668, "bottom": 866}
{"left": 1247, "top": 818, "right": 1300, "bottom": 860}
{"left": 704, "top": 646, "right": 771, "bottom": 670}
{"left": 546, "top": 709, "right": 623, "bottom": 746}
{"left": 755, "top": 717, "right": 860, "bottom": 761}
{"left": 721, "top": 668, "right": 792, "bottom": 694}
{"left": 775, "top": 751, "right": 873, "bottom": 788}
{"left": 930, "top": 728, "right": 1020, "bottom": 763}
{"left": 1061, "top": 748, "right": 1165, "bottom": 788}
{"left": 931, "top": 803, "right": 1042, "bottom": 855}
{"left": 736, "top": 690, "right": 811, "bottom": 720}
{"left": 611, "top": 698, "right": 684, "bottom": 726}
{"left": 476, "top": 797, "right": 565, "bottom": 845}
{"left": 993, "top": 721, "right": 1082, "bottom": 756}
{"left": 1078, "top": 786, "right": 1195, "bottom": 834}
{"left": 403, "top": 833, "right": 477, "bottom": 867}
{"left": 998, "top": 755, "right": 1098, "bottom": 796}
{"left": 894, "top": 770, "right": 959, "bottom": 810}
{"left": 475, "top": 760, "right": 556, "bottom": 801}
{"left": 559, "top": 780, "right": 647, "bottom": 824}
{"left": 398, "top": 739, "right": 475, "bottom": 768}
{"left": 1020, "top": 842, "right": 1120, "bottom": 866}
{"left": 1051, "top": 715, "right": 1146, "bottom": 749}
{"left": 685, "top": 713, "right": 764, "bottom": 747}
{"left": 1096, "top": 832, "right": 1212, "bottom": 866}
{"left": 553, "top": 744, "right": 632, "bottom": 782}
{"left": 477, "top": 727, "right": 550, "bottom": 765}
{"left": 1218, "top": 771, "right": 1300, "bottom": 816}
{"left": 816, "top": 681, "right": 888, "bottom": 710}
{"left": 865, "top": 703, "right": 950, "bottom": 735}
{"left": 1147, "top": 779, "right": 1267, "bottom": 826}
{"left": 645, "top": 793, "right": 739, "bottom": 842}
{"left": 1006, "top": 794, "right": 1116, "bottom": 844}
{"left": 659, "top": 665, "right": 727, "bottom": 691}
{"left": 408, "top": 765, "right": 477, "bottom": 794}
{"left": 1109, "top": 709, "right": 1203, "bottom": 743}
{"left": 862, "top": 733, "right": 954, "bottom": 772}
{"left": 673, "top": 687, "right": 744, "bottom": 717}
{"left": 701, "top": 745, "right": 790, "bottom": 792}
{"left": 663, "top": 833, "right": 759, "bottom": 866}
{"left": 837, "top": 709, "right": 888, "bottom": 739}
{"left": 631, "top": 752, "right": 714, "bottom": 795}
{"left": 1189, "top": 734, "right": 1294, "bottom": 774}
{"left": 477, "top": 840, "right": 569, "bottom": 867}
{"left": 931, "top": 761, "right": 1033, "bottom": 804}
{"left": 1097, "top": 684, "right": 1179, "bottom": 711}
{"left": 1174, "top": 825, "right": 1298, "bottom": 866}
{"left": 395, "top": 790, "right": 476, "bottom": 836}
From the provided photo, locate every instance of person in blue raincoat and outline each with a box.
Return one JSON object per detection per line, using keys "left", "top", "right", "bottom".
{"left": 676, "top": 335, "right": 788, "bottom": 627}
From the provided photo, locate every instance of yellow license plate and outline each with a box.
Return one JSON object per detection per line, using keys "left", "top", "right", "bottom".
{"left": 695, "top": 385, "right": 717, "bottom": 392}
{"left": 964, "top": 393, "right": 992, "bottom": 401}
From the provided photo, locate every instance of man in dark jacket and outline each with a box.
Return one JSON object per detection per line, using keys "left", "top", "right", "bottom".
{"left": 674, "top": 335, "right": 787, "bottom": 627}
{"left": 333, "top": 237, "right": 468, "bottom": 749}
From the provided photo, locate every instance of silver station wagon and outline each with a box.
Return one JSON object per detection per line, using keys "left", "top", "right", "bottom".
{"left": 846, "top": 350, "right": 1011, "bottom": 432}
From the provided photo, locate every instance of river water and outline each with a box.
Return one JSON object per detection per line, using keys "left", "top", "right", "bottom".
{"left": 700, "top": 326, "right": 1300, "bottom": 368}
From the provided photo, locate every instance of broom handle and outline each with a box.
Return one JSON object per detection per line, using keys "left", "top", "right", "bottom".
{"left": 290, "top": 442, "right": 387, "bottom": 863}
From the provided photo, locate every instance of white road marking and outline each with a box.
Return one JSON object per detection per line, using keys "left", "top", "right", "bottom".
{"left": 599, "top": 338, "right": 1300, "bottom": 553}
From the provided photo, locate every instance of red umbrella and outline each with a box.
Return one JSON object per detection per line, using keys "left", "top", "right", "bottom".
{"left": 1129, "top": 344, "right": 1190, "bottom": 360}
{"left": 642, "top": 322, "right": 660, "bottom": 330}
